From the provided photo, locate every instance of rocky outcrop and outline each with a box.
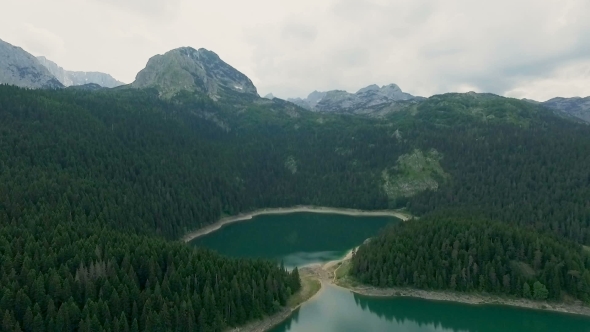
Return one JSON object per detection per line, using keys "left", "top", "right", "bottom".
{"left": 0, "top": 39, "right": 63, "bottom": 89}
{"left": 288, "top": 84, "right": 419, "bottom": 114}
{"left": 542, "top": 97, "right": 590, "bottom": 123}
{"left": 37, "top": 56, "right": 124, "bottom": 88}
{"left": 131, "top": 47, "right": 258, "bottom": 99}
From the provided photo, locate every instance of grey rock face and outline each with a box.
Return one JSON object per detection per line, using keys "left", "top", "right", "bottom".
{"left": 287, "top": 84, "right": 417, "bottom": 114}
{"left": 131, "top": 47, "right": 258, "bottom": 99}
{"left": 37, "top": 56, "right": 124, "bottom": 88}
{"left": 263, "top": 93, "right": 275, "bottom": 99}
{"left": 0, "top": 39, "right": 63, "bottom": 89}
{"left": 542, "top": 97, "right": 590, "bottom": 123}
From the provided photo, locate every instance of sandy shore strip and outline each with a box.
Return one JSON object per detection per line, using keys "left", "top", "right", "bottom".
{"left": 183, "top": 205, "right": 412, "bottom": 242}
{"left": 301, "top": 247, "right": 590, "bottom": 318}
{"left": 330, "top": 261, "right": 590, "bottom": 318}
{"left": 340, "top": 283, "right": 590, "bottom": 317}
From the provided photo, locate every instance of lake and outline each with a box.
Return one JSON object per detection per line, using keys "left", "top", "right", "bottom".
{"left": 190, "top": 212, "right": 397, "bottom": 267}
{"left": 191, "top": 212, "right": 590, "bottom": 332}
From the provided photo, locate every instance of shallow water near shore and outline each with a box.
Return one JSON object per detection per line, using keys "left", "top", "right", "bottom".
{"left": 271, "top": 285, "right": 590, "bottom": 332}
{"left": 191, "top": 212, "right": 590, "bottom": 332}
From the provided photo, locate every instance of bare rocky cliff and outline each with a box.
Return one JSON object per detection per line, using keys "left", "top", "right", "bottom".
{"left": 0, "top": 39, "right": 63, "bottom": 89}
{"left": 131, "top": 47, "right": 258, "bottom": 100}
{"left": 288, "top": 84, "right": 420, "bottom": 114}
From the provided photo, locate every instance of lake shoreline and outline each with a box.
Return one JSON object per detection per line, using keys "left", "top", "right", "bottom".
{"left": 227, "top": 274, "right": 323, "bottom": 332}
{"left": 182, "top": 205, "right": 412, "bottom": 242}
{"left": 332, "top": 264, "right": 590, "bottom": 318}
{"left": 341, "top": 283, "right": 590, "bottom": 317}
{"left": 190, "top": 208, "right": 590, "bottom": 329}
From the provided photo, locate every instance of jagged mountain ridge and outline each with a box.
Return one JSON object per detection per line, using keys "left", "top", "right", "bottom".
{"left": 0, "top": 38, "right": 63, "bottom": 89}
{"left": 131, "top": 47, "right": 258, "bottom": 100}
{"left": 288, "top": 83, "right": 421, "bottom": 114}
{"left": 37, "top": 56, "right": 124, "bottom": 88}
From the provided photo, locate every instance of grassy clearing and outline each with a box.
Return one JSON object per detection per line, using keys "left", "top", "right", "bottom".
{"left": 382, "top": 149, "right": 449, "bottom": 202}
{"left": 334, "top": 261, "right": 363, "bottom": 289}
{"left": 335, "top": 260, "right": 351, "bottom": 280}
{"left": 584, "top": 246, "right": 590, "bottom": 254}
{"left": 287, "top": 276, "right": 321, "bottom": 308}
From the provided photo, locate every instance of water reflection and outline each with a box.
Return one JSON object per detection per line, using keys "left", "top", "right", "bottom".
{"left": 191, "top": 212, "right": 396, "bottom": 266}
{"left": 271, "top": 285, "right": 590, "bottom": 332}
{"left": 352, "top": 292, "right": 590, "bottom": 332}
{"left": 281, "top": 250, "right": 343, "bottom": 268}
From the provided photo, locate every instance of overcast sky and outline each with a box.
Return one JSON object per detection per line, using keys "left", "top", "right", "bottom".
{"left": 2, "top": 0, "right": 589, "bottom": 101}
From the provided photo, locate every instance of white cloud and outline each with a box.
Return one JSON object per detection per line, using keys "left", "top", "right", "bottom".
{"left": 0, "top": 0, "right": 588, "bottom": 100}
{"left": 505, "top": 60, "right": 590, "bottom": 101}
{"left": 3, "top": 23, "right": 66, "bottom": 60}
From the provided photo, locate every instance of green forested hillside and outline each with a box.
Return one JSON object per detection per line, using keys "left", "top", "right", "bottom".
{"left": 397, "top": 104, "right": 590, "bottom": 243}
{"left": 350, "top": 214, "right": 590, "bottom": 303}
{"left": 1, "top": 84, "right": 590, "bottom": 330}
{"left": 0, "top": 85, "right": 304, "bottom": 331}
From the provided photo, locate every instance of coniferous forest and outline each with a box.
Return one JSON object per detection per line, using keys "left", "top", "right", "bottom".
{"left": 1, "top": 84, "right": 590, "bottom": 330}
{"left": 350, "top": 213, "right": 590, "bottom": 303}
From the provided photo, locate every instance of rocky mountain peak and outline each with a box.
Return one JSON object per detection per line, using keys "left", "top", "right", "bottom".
{"left": 288, "top": 83, "right": 418, "bottom": 114}
{"left": 131, "top": 47, "right": 258, "bottom": 99}
{"left": 356, "top": 84, "right": 380, "bottom": 94}
{"left": 0, "top": 39, "right": 63, "bottom": 89}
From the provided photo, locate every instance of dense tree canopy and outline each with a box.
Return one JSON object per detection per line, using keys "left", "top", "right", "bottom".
{"left": 0, "top": 219, "right": 299, "bottom": 332}
{"left": 1, "top": 84, "right": 590, "bottom": 329}
{"left": 351, "top": 213, "right": 590, "bottom": 303}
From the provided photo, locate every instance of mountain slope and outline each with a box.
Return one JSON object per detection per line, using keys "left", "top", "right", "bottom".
{"left": 0, "top": 85, "right": 301, "bottom": 331}
{"left": 131, "top": 47, "right": 258, "bottom": 99}
{"left": 1, "top": 83, "right": 590, "bottom": 329}
{"left": 542, "top": 96, "right": 590, "bottom": 123}
{"left": 37, "top": 56, "right": 124, "bottom": 88}
{"left": 0, "top": 38, "right": 63, "bottom": 89}
{"left": 288, "top": 84, "right": 419, "bottom": 115}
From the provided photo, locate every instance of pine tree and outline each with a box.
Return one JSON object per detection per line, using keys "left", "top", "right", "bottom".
{"left": 533, "top": 282, "right": 549, "bottom": 300}
{"left": 523, "top": 282, "right": 531, "bottom": 298}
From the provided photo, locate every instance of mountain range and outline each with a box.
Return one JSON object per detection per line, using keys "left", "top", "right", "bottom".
{"left": 0, "top": 37, "right": 588, "bottom": 122}
{"left": 2, "top": 35, "right": 590, "bottom": 332}
{"left": 287, "top": 84, "right": 422, "bottom": 115}
{"left": 0, "top": 38, "right": 123, "bottom": 89}
{"left": 0, "top": 38, "right": 63, "bottom": 89}
{"left": 36, "top": 56, "right": 124, "bottom": 88}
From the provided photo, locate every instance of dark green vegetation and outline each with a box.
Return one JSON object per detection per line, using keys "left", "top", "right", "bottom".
{"left": 1, "top": 82, "right": 590, "bottom": 331}
{"left": 351, "top": 215, "right": 590, "bottom": 303}
{"left": 0, "top": 223, "right": 299, "bottom": 331}
{"left": 271, "top": 285, "right": 590, "bottom": 332}
{"left": 401, "top": 93, "right": 590, "bottom": 244}
{"left": 0, "top": 85, "right": 307, "bottom": 331}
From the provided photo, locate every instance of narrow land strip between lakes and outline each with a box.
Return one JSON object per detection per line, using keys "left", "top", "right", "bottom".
{"left": 227, "top": 245, "right": 590, "bottom": 332}
{"left": 187, "top": 208, "right": 590, "bottom": 331}
{"left": 182, "top": 205, "right": 412, "bottom": 242}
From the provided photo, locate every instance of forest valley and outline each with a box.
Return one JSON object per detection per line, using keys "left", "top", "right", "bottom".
{"left": 0, "top": 85, "right": 589, "bottom": 331}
